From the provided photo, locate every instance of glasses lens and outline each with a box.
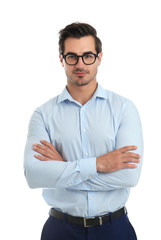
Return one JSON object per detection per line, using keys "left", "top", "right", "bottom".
{"left": 65, "top": 54, "right": 77, "bottom": 65}
{"left": 83, "top": 53, "right": 96, "bottom": 65}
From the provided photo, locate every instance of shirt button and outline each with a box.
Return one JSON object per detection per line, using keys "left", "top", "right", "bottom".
{"left": 90, "top": 196, "right": 93, "bottom": 200}
{"left": 85, "top": 152, "right": 88, "bottom": 156}
{"left": 83, "top": 128, "right": 86, "bottom": 132}
{"left": 92, "top": 187, "right": 95, "bottom": 190}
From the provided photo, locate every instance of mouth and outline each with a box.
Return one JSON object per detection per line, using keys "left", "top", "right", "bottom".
{"left": 74, "top": 72, "right": 87, "bottom": 76}
{"left": 73, "top": 69, "right": 89, "bottom": 77}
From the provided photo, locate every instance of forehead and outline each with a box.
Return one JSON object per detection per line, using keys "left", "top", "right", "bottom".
{"left": 64, "top": 36, "right": 96, "bottom": 54}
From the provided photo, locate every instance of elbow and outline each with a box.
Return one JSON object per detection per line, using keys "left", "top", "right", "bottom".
{"left": 27, "top": 182, "right": 37, "bottom": 189}
{"left": 126, "top": 171, "right": 140, "bottom": 188}
{"left": 26, "top": 177, "right": 38, "bottom": 189}
{"left": 24, "top": 168, "right": 40, "bottom": 189}
{"left": 128, "top": 179, "right": 138, "bottom": 188}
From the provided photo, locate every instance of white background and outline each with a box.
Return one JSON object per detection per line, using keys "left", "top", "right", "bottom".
{"left": 0, "top": 0, "right": 161, "bottom": 239}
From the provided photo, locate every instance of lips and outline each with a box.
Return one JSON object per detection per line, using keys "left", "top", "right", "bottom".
{"left": 73, "top": 69, "right": 89, "bottom": 75}
{"left": 75, "top": 72, "right": 86, "bottom": 75}
{"left": 73, "top": 70, "right": 89, "bottom": 77}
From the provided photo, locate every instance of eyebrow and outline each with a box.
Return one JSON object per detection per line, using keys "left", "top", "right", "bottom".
{"left": 64, "top": 51, "right": 96, "bottom": 56}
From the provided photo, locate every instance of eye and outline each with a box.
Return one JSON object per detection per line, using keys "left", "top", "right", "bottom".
{"left": 84, "top": 54, "right": 93, "bottom": 59}
{"left": 67, "top": 55, "right": 77, "bottom": 60}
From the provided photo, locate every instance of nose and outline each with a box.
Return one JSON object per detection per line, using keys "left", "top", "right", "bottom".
{"left": 76, "top": 56, "right": 85, "bottom": 67}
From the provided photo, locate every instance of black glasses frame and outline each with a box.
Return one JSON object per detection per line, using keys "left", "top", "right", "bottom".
{"left": 62, "top": 52, "right": 99, "bottom": 66}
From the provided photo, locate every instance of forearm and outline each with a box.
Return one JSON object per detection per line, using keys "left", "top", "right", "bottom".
{"left": 24, "top": 140, "right": 97, "bottom": 189}
{"left": 69, "top": 164, "right": 142, "bottom": 192}
{"left": 68, "top": 159, "right": 143, "bottom": 192}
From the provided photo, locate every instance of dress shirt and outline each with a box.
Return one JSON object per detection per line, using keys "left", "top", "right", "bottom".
{"left": 24, "top": 83, "right": 143, "bottom": 217}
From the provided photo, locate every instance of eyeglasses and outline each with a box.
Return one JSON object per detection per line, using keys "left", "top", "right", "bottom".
{"left": 62, "top": 52, "right": 99, "bottom": 66}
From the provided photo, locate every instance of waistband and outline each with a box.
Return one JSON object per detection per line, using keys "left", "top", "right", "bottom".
{"left": 50, "top": 207, "right": 127, "bottom": 228}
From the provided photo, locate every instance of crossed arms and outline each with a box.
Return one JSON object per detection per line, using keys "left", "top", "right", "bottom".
{"left": 24, "top": 101, "right": 143, "bottom": 191}
{"left": 33, "top": 140, "right": 140, "bottom": 173}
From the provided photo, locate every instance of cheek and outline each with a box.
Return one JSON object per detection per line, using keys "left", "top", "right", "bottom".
{"left": 90, "top": 65, "right": 98, "bottom": 74}
{"left": 64, "top": 65, "right": 74, "bottom": 75}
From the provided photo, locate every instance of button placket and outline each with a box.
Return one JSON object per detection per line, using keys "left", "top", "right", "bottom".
{"left": 80, "top": 107, "right": 90, "bottom": 158}
{"left": 88, "top": 192, "right": 96, "bottom": 216}
{"left": 79, "top": 105, "right": 96, "bottom": 217}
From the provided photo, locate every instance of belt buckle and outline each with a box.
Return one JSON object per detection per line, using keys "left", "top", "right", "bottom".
{"left": 83, "top": 216, "right": 103, "bottom": 227}
{"left": 83, "top": 217, "right": 94, "bottom": 228}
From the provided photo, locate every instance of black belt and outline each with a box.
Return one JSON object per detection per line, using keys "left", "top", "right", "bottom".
{"left": 50, "top": 207, "right": 127, "bottom": 228}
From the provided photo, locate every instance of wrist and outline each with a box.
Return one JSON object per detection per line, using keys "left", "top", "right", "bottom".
{"left": 96, "top": 156, "right": 104, "bottom": 172}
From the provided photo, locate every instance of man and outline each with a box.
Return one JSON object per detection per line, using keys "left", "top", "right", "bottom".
{"left": 24, "top": 22, "right": 143, "bottom": 240}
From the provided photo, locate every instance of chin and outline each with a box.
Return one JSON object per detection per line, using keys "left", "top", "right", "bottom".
{"left": 74, "top": 79, "right": 93, "bottom": 87}
{"left": 67, "top": 74, "right": 96, "bottom": 87}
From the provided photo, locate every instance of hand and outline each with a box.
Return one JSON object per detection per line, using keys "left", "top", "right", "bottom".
{"left": 96, "top": 146, "right": 141, "bottom": 173}
{"left": 33, "top": 140, "right": 64, "bottom": 161}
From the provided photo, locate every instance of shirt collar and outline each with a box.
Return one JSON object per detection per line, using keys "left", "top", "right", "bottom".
{"left": 92, "top": 83, "right": 108, "bottom": 100}
{"left": 57, "top": 87, "right": 73, "bottom": 103}
{"left": 57, "top": 83, "right": 108, "bottom": 104}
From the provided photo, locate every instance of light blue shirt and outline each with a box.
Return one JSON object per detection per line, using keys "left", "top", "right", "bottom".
{"left": 24, "top": 83, "right": 143, "bottom": 217}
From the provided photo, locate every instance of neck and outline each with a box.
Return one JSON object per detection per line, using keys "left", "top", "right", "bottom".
{"left": 67, "top": 80, "right": 98, "bottom": 105}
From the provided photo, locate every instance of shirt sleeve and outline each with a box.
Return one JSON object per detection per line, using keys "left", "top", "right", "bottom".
{"left": 68, "top": 100, "right": 144, "bottom": 191}
{"left": 24, "top": 108, "right": 97, "bottom": 189}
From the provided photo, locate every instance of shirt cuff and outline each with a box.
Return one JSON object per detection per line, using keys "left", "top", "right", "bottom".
{"left": 79, "top": 157, "right": 97, "bottom": 181}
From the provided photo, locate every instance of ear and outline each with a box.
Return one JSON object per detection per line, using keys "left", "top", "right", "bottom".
{"left": 59, "top": 54, "right": 64, "bottom": 67}
{"left": 98, "top": 52, "right": 103, "bottom": 66}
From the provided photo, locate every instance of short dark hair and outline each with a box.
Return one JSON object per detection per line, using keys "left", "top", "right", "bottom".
{"left": 58, "top": 22, "right": 102, "bottom": 55}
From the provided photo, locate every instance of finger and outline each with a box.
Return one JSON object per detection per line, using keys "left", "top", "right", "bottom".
{"left": 123, "top": 157, "right": 140, "bottom": 163}
{"left": 33, "top": 145, "right": 54, "bottom": 158}
{"left": 118, "top": 146, "right": 138, "bottom": 153}
{"left": 34, "top": 154, "right": 63, "bottom": 162}
{"left": 33, "top": 143, "right": 54, "bottom": 155}
{"left": 124, "top": 152, "right": 141, "bottom": 159}
{"left": 40, "top": 140, "right": 57, "bottom": 152}
{"left": 34, "top": 154, "right": 51, "bottom": 161}
{"left": 123, "top": 163, "right": 138, "bottom": 169}
{"left": 33, "top": 143, "right": 52, "bottom": 152}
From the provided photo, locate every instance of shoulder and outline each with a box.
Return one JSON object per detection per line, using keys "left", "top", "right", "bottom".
{"left": 105, "top": 89, "right": 131, "bottom": 110}
{"left": 34, "top": 95, "right": 60, "bottom": 119}
{"left": 104, "top": 88, "right": 139, "bottom": 119}
{"left": 107, "top": 90, "right": 127, "bottom": 105}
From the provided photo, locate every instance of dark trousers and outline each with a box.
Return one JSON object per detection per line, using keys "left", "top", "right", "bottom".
{"left": 41, "top": 213, "right": 137, "bottom": 240}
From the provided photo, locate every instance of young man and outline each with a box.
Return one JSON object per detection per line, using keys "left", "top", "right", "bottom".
{"left": 24, "top": 22, "right": 143, "bottom": 240}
